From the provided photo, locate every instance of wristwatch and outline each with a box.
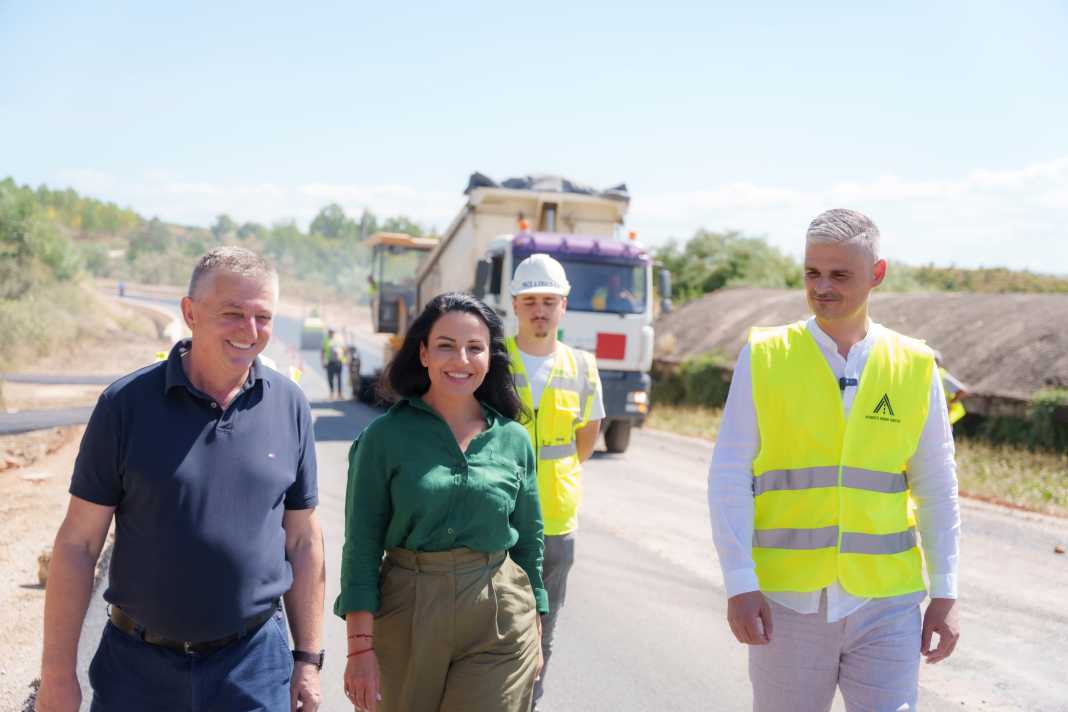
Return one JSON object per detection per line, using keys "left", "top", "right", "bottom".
{"left": 292, "top": 649, "right": 325, "bottom": 671}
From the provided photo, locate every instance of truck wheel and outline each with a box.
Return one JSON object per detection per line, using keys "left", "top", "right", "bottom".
{"left": 603, "top": 420, "right": 632, "bottom": 454}
{"left": 357, "top": 375, "right": 377, "bottom": 404}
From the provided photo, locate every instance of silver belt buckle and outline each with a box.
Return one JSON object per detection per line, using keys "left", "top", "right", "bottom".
{"left": 183, "top": 641, "right": 194, "bottom": 655}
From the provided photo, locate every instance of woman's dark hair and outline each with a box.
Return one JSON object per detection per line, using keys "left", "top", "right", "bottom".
{"left": 381, "top": 292, "right": 527, "bottom": 422}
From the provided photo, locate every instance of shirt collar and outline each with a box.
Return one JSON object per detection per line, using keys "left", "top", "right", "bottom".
{"left": 163, "top": 338, "right": 264, "bottom": 396}
{"left": 806, "top": 316, "right": 883, "bottom": 355}
{"left": 404, "top": 396, "right": 503, "bottom": 428}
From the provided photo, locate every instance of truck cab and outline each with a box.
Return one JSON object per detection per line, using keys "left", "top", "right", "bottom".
{"left": 475, "top": 232, "right": 658, "bottom": 452}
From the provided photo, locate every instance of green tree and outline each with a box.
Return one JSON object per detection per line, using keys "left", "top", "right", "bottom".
{"left": 127, "top": 218, "right": 171, "bottom": 261}
{"left": 357, "top": 209, "right": 378, "bottom": 241}
{"left": 211, "top": 214, "right": 237, "bottom": 241}
{"left": 655, "top": 229, "right": 802, "bottom": 302}
{"left": 237, "top": 221, "right": 266, "bottom": 241}
{"left": 309, "top": 203, "right": 356, "bottom": 240}
{"left": 379, "top": 215, "right": 424, "bottom": 237}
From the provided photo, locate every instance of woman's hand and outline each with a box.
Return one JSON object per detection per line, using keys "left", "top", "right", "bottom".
{"left": 343, "top": 649, "right": 380, "bottom": 712}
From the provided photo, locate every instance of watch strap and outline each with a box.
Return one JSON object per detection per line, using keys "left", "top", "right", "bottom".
{"left": 292, "top": 649, "right": 324, "bottom": 670}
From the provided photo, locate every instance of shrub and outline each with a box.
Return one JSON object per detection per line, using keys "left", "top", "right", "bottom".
{"left": 1028, "top": 389, "right": 1068, "bottom": 451}
{"left": 652, "top": 352, "right": 733, "bottom": 408}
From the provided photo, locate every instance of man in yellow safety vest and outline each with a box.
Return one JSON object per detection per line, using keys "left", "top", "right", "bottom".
{"left": 708, "top": 209, "right": 961, "bottom": 711}
{"left": 506, "top": 253, "right": 604, "bottom": 709}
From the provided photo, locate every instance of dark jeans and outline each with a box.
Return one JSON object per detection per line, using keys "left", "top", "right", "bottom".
{"left": 534, "top": 532, "right": 576, "bottom": 702}
{"left": 88, "top": 610, "right": 293, "bottom": 712}
{"left": 326, "top": 361, "right": 343, "bottom": 394}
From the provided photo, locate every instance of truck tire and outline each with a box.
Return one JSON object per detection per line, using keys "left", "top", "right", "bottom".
{"left": 356, "top": 375, "right": 377, "bottom": 404}
{"left": 603, "top": 420, "right": 632, "bottom": 454}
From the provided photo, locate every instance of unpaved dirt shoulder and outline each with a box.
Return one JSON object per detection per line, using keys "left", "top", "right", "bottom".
{"left": 0, "top": 428, "right": 83, "bottom": 710}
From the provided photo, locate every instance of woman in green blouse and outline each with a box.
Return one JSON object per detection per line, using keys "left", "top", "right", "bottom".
{"left": 337, "top": 292, "right": 547, "bottom": 712}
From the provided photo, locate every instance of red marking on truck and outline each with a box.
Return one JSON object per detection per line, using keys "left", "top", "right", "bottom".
{"left": 596, "top": 333, "right": 626, "bottom": 360}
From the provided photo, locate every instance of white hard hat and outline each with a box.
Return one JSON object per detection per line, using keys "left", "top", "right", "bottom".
{"left": 511, "top": 253, "right": 570, "bottom": 296}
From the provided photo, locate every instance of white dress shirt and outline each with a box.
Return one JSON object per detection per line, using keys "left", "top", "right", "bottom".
{"left": 707, "top": 317, "right": 960, "bottom": 622}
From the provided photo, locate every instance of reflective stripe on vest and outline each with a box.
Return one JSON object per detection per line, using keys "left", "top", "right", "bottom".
{"left": 752, "top": 526, "right": 917, "bottom": 555}
{"left": 749, "top": 322, "right": 933, "bottom": 598}
{"left": 753, "top": 466, "right": 908, "bottom": 496}
{"left": 506, "top": 336, "right": 597, "bottom": 536}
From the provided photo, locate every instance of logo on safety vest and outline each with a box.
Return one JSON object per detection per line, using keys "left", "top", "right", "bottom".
{"left": 866, "top": 393, "right": 901, "bottom": 424}
{"left": 873, "top": 393, "right": 895, "bottom": 417}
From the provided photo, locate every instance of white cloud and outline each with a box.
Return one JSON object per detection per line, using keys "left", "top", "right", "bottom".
{"left": 632, "top": 156, "right": 1068, "bottom": 273}
{"left": 54, "top": 157, "right": 1068, "bottom": 274}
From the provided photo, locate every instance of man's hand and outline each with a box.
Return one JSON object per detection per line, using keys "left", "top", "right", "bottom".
{"left": 922, "top": 597, "right": 959, "bottom": 664}
{"left": 291, "top": 662, "right": 322, "bottom": 711}
{"left": 727, "top": 590, "right": 773, "bottom": 645}
{"left": 282, "top": 509, "right": 325, "bottom": 709}
{"left": 34, "top": 671, "right": 81, "bottom": 712}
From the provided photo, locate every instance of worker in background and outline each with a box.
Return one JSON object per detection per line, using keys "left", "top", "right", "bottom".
{"left": 346, "top": 344, "right": 361, "bottom": 400}
{"left": 506, "top": 253, "right": 604, "bottom": 710}
{"left": 591, "top": 271, "right": 638, "bottom": 312}
{"left": 322, "top": 328, "right": 347, "bottom": 399}
{"left": 933, "top": 350, "right": 968, "bottom": 425}
{"left": 708, "top": 209, "right": 961, "bottom": 712}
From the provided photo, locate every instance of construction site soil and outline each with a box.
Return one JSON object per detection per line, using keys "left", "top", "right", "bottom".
{"left": 654, "top": 287, "right": 1068, "bottom": 400}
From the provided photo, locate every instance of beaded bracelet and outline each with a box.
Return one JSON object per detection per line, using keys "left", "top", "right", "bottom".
{"left": 347, "top": 648, "right": 375, "bottom": 659}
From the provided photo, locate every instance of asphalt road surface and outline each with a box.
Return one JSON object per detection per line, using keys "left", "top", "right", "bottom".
{"left": 70, "top": 317, "right": 1068, "bottom": 712}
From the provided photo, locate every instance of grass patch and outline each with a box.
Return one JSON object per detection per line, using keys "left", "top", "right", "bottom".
{"left": 647, "top": 404, "right": 725, "bottom": 441}
{"left": 953, "top": 437, "right": 1068, "bottom": 516}
{"left": 647, "top": 404, "right": 1068, "bottom": 517}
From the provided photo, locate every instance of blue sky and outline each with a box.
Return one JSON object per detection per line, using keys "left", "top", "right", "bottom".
{"left": 3, "top": 1, "right": 1067, "bottom": 273}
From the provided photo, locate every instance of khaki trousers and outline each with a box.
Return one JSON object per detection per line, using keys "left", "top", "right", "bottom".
{"left": 749, "top": 591, "right": 924, "bottom": 712}
{"left": 375, "top": 548, "right": 540, "bottom": 712}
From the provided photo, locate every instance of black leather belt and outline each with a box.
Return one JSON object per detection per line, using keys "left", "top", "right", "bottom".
{"left": 109, "top": 602, "right": 278, "bottom": 655}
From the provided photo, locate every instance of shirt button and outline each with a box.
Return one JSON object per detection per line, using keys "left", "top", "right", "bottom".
{"left": 447, "top": 528, "right": 455, "bottom": 536}
{"left": 210, "top": 402, "right": 218, "bottom": 409}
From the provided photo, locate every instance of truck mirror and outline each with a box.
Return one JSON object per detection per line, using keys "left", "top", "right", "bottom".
{"left": 658, "top": 268, "right": 673, "bottom": 313}
{"left": 473, "top": 258, "right": 491, "bottom": 298}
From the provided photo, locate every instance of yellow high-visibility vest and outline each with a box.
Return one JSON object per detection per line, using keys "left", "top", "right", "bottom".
{"left": 506, "top": 336, "right": 598, "bottom": 536}
{"left": 749, "top": 321, "right": 934, "bottom": 598}
{"left": 940, "top": 367, "right": 966, "bottom": 425}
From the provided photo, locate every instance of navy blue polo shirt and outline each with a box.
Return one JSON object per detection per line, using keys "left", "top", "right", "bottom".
{"left": 70, "top": 339, "right": 318, "bottom": 642}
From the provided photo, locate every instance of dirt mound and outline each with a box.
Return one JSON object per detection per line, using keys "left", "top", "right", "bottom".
{"left": 655, "top": 287, "right": 1068, "bottom": 400}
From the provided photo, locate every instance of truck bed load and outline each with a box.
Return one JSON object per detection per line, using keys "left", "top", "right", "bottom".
{"left": 418, "top": 173, "right": 631, "bottom": 310}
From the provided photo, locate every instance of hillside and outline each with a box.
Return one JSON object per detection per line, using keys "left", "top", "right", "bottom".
{"left": 655, "top": 287, "right": 1068, "bottom": 400}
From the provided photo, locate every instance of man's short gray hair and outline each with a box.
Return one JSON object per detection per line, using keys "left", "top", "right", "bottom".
{"left": 188, "top": 246, "right": 278, "bottom": 298}
{"left": 805, "top": 209, "right": 881, "bottom": 259}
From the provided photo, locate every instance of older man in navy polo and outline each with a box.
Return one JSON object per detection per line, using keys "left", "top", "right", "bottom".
{"left": 36, "top": 247, "right": 325, "bottom": 712}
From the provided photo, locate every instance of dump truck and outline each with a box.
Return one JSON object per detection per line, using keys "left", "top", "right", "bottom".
{"left": 414, "top": 173, "right": 671, "bottom": 453}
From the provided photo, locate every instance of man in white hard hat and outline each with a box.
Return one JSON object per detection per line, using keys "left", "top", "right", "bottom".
{"left": 505, "top": 253, "right": 605, "bottom": 708}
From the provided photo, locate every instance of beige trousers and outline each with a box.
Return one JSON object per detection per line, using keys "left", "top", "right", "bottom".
{"left": 375, "top": 548, "right": 540, "bottom": 712}
{"left": 749, "top": 591, "right": 924, "bottom": 712}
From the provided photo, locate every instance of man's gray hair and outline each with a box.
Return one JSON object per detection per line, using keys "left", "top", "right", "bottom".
{"left": 805, "top": 209, "right": 881, "bottom": 259}
{"left": 188, "top": 246, "right": 278, "bottom": 298}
